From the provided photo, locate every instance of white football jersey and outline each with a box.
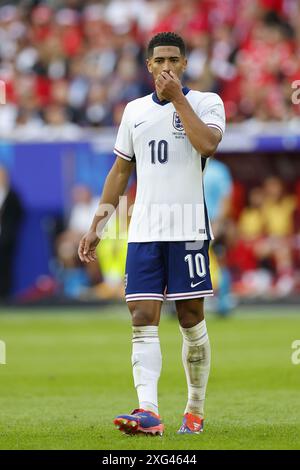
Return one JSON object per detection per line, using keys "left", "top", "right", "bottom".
{"left": 114, "top": 87, "right": 225, "bottom": 242}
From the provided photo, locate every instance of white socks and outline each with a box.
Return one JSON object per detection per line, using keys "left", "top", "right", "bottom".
{"left": 131, "top": 321, "right": 210, "bottom": 418}
{"left": 131, "top": 325, "right": 162, "bottom": 415}
{"left": 180, "top": 320, "right": 211, "bottom": 418}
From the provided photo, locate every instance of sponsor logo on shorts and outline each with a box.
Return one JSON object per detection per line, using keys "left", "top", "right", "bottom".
{"left": 190, "top": 280, "right": 206, "bottom": 288}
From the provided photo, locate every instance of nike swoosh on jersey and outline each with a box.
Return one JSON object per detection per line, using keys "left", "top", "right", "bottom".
{"left": 134, "top": 121, "right": 147, "bottom": 128}
{"left": 190, "top": 280, "right": 206, "bottom": 288}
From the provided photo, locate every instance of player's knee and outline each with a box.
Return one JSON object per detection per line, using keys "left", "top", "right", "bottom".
{"left": 178, "top": 315, "right": 202, "bottom": 329}
{"left": 176, "top": 299, "right": 204, "bottom": 328}
{"left": 177, "top": 307, "right": 204, "bottom": 328}
{"left": 128, "top": 303, "right": 157, "bottom": 326}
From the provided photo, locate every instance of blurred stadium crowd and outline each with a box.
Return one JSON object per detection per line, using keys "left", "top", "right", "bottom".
{"left": 1, "top": 0, "right": 300, "bottom": 138}
{"left": 1, "top": 0, "right": 300, "bottom": 307}
{"left": 225, "top": 174, "right": 300, "bottom": 300}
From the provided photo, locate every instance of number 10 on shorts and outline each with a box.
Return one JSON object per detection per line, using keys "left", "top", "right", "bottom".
{"left": 184, "top": 253, "right": 206, "bottom": 279}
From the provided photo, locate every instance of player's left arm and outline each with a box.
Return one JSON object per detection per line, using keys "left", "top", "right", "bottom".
{"left": 156, "top": 71, "right": 223, "bottom": 157}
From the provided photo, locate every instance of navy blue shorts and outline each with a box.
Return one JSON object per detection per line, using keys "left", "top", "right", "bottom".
{"left": 125, "top": 240, "right": 213, "bottom": 302}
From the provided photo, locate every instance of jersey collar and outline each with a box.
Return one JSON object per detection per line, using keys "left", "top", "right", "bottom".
{"left": 152, "top": 86, "right": 190, "bottom": 106}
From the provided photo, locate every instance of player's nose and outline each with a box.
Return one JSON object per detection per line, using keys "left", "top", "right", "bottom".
{"left": 162, "top": 60, "right": 172, "bottom": 73}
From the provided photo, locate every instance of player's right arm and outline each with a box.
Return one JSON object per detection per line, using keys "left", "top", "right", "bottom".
{"left": 78, "top": 156, "right": 135, "bottom": 263}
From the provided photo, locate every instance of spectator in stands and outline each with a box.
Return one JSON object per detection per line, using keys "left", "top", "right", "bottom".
{"left": 41, "top": 104, "right": 81, "bottom": 140}
{"left": 231, "top": 186, "right": 270, "bottom": 297}
{"left": 13, "top": 106, "right": 43, "bottom": 140}
{"left": 262, "top": 176, "right": 296, "bottom": 237}
{"left": 0, "top": 165, "right": 23, "bottom": 301}
{"left": 257, "top": 176, "right": 296, "bottom": 296}
{"left": 238, "top": 186, "right": 265, "bottom": 239}
{"left": 225, "top": 221, "right": 263, "bottom": 297}
{"left": 232, "top": 178, "right": 296, "bottom": 297}
{"left": 204, "top": 158, "right": 235, "bottom": 315}
{"left": 55, "top": 184, "right": 100, "bottom": 298}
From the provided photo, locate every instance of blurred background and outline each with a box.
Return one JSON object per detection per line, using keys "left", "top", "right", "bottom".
{"left": 0, "top": 0, "right": 300, "bottom": 311}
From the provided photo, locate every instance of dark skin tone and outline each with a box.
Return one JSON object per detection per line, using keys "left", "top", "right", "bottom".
{"left": 147, "top": 45, "right": 222, "bottom": 157}
{"left": 79, "top": 44, "right": 223, "bottom": 329}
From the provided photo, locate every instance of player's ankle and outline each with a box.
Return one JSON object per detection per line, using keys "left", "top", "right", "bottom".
{"left": 185, "top": 410, "right": 203, "bottom": 419}
{"left": 140, "top": 402, "right": 159, "bottom": 415}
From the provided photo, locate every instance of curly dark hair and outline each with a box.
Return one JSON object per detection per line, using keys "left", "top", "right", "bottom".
{"left": 147, "top": 32, "right": 186, "bottom": 58}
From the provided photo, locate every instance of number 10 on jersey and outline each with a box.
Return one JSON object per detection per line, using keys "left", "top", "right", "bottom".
{"left": 149, "top": 140, "right": 168, "bottom": 164}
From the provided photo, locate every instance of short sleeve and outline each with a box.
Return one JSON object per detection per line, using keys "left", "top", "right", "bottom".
{"left": 197, "top": 93, "right": 226, "bottom": 137}
{"left": 113, "top": 104, "right": 134, "bottom": 161}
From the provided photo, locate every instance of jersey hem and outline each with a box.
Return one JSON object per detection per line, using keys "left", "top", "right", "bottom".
{"left": 127, "top": 236, "right": 213, "bottom": 243}
{"left": 126, "top": 293, "right": 164, "bottom": 302}
{"left": 165, "top": 290, "right": 214, "bottom": 300}
{"left": 125, "top": 291, "right": 214, "bottom": 302}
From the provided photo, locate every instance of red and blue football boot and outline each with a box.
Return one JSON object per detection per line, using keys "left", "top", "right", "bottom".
{"left": 113, "top": 408, "right": 164, "bottom": 436}
{"left": 177, "top": 413, "right": 204, "bottom": 434}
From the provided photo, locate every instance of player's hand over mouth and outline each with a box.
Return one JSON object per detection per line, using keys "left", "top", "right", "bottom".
{"left": 155, "top": 70, "right": 183, "bottom": 102}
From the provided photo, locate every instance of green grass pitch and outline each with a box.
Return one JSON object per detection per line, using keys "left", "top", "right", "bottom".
{"left": 0, "top": 306, "right": 300, "bottom": 450}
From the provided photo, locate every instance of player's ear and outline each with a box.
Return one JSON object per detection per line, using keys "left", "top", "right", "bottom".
{"left": 182, "top": 57, "right": 187, "bottom": 72}
{"left": 146, "top": 58, "right": 153, "bottom": 74}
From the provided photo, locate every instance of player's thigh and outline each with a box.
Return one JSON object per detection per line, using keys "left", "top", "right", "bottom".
{"left": 175, "top": 298, "right": 205, "bottom": 328}
{"left": 127, "top": 300, "right": 163, "bottom": 326}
